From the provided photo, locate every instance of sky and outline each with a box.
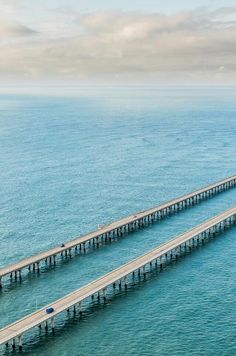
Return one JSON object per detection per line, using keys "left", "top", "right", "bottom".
{"left": 0, "top": 0, "right": 236, "bottom": 84}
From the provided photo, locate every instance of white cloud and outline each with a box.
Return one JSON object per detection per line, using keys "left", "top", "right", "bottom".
{"left": 0, "top": 7, "right": 236, "bottom": 82}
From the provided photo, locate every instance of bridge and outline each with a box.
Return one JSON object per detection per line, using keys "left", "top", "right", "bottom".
{"left": 0, "top": 175, "right": 236, "bottom": 288}
{"left": 1, "top": 206, "right": 235, "bottom": 350}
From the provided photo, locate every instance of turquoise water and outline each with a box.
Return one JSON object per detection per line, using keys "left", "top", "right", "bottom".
{"left": 0, "top": 86, "right": 235, "bottom": 355}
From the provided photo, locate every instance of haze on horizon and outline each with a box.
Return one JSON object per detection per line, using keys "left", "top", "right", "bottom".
{"left": 1, "top": 0, "right": 236, "bottom": 86}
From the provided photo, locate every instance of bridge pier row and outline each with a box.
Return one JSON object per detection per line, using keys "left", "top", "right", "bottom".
{"left": 4, "top": 337, "right": 25, "bottom": 352}
{"left": 1, "top": 179, "right": 236, "bottom": 290}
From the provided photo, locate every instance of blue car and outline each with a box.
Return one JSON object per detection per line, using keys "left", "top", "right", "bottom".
{"left": 46, "top": 307, "right": 54, "bottom": 314}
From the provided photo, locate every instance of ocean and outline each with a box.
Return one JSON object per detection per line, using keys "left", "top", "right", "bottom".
{"left": 0, "top": 86, "right": 235, "bottom": 355}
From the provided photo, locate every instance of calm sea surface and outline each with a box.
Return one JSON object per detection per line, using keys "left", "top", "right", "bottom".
{"left": 0, "top": 86, "right": 235, "bottom": 355}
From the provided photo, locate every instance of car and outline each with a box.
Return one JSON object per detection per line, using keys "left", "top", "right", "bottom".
{"left": 46, "top": 307, "right": 54, "bottom": 314}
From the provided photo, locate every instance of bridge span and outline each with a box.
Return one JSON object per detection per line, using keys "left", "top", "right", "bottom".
{"left": 0, "top": 175, "right": 236, "bottom": 288}
{"left": 1, "top": 206, "right": 236, "bottom": 350}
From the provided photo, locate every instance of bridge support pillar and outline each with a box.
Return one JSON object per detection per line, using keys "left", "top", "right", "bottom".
{"left": 79, "top": 301, "right": 82, "bottom": 314}
{"left": 51, "top": 317, "right": 55, "bottom": 331}
{"left": 18, "top": 335, "right": 23, "bottom": 350}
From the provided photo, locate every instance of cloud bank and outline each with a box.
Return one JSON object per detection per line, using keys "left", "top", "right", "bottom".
{"left": 1, "top": 7, "right": 236, "bottom": 83}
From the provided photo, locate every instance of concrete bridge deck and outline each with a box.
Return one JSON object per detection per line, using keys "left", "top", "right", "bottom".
{"left": 1, "top": 206, "right": 235, "bottom": 349}
{"left": 0, "top": 174, "right": 235, "bottom": 287}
